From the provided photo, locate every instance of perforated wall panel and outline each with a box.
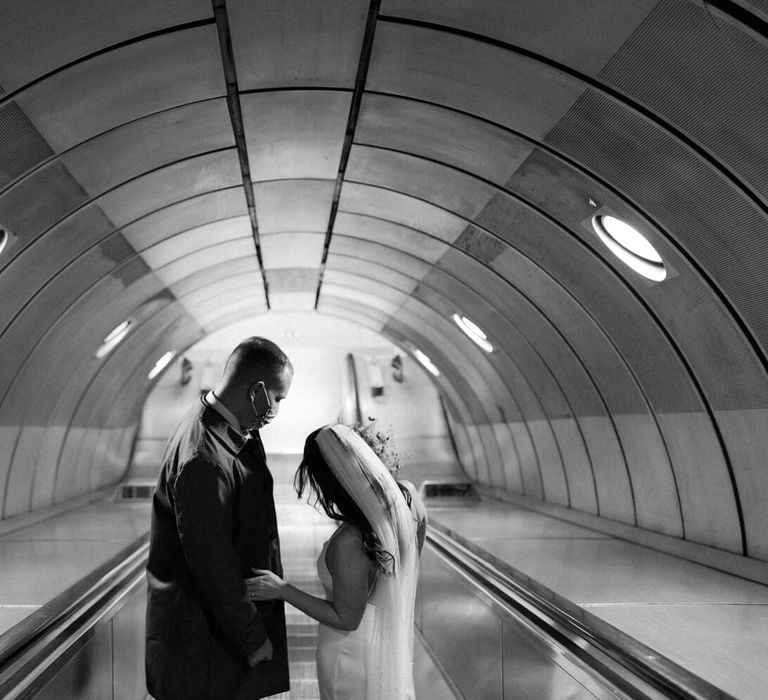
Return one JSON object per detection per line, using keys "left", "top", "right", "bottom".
{"left": 0, "top": 101, "right": 53, "bottom": 190}
{"left": 544, "top": 95, "right": 768, "bottom": 410}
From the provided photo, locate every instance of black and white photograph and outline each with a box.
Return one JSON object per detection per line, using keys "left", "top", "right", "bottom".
{"left": 1, "top": 1, "right": 768, "bottom": 698}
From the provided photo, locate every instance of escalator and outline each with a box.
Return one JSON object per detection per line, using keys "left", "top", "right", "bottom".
{"left": 0, "top": 493, "right": 732, "bottom": 699}
{"left": 418, "top": 520, "right": 733, "bottom": 700}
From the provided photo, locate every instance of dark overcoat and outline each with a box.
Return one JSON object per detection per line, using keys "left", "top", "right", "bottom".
{"left": 145, "top": 397, "right": 289, "bottom": 699}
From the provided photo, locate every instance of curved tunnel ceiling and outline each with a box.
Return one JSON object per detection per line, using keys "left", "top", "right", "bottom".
{"left": 3, "top": 1, "right": 768, "bottom": 569}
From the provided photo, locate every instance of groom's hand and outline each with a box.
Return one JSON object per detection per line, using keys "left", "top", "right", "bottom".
{"left": 247, "top": 637, "right": 273, "bottom": 667}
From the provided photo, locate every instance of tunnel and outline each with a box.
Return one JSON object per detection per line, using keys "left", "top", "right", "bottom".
{"left": 2, "top": 1, "right": 768, "bottom": 698}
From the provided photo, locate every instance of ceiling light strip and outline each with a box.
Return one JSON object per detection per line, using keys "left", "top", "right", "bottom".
{"left": 212, "top": 0, "right": 271, "bottom": 309}
{"left": 314, "top": 0, "right": 382, "bottom": 310}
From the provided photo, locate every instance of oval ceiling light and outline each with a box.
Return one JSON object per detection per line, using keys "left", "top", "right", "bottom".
{"left": 414, "top": 349, "right": 440, "bottom": 377}
{"left": 148, "top": 351, "right": 176, "bottom": 380}
{"left": 592, "top": 215, "right": 667, "bottom": 281}
{"left": 95, "top": 318, "right": 134, "bottom": 358}
{"left": 452, "top": 313, "right": 493, "bottom": 352}
{"left": 0, "top": 229, "right": 7, "bottom": 256}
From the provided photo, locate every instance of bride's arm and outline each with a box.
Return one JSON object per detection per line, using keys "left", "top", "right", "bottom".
{"left": 247, "top": 527, "right": 373, "bottom": 631}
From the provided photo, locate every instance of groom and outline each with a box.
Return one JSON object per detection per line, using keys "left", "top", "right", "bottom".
{"left": 145, "top": 337, "right": 293, "bottom": 699}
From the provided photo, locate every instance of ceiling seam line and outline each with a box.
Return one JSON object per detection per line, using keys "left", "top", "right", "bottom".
{"left": 0, "top": 17, "right": 218, "bottom": 110}
{"left": 212, "top": 0, "right": 270, "bottom": 309}
{"left": 314, "top": 0, "right": 381, "bottom": 310}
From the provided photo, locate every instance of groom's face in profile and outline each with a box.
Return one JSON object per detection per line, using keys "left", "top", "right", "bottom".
{"left": 250, "top": 364, "right": 293, "bottom": 430}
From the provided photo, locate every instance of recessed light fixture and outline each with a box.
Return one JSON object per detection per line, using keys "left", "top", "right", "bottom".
{"left": 0, "top": 228, "right": 8, "bottom": 256}
{"left": 452, "top": 313, "right": 493, "bottom": 352}
{"left": 592, "top": 215, "right": 666, "bottom": 281}
{"left": 148, "top": 351, "right": 176, "bottom": 379}
{"left": 96, "top": 319, "right": 134, "bottom": 358}
{"left": 414, "top": 349, "right": 440, "bottom": 377}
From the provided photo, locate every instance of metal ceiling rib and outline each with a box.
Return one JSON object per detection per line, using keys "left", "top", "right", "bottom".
{"left": 211, "top": 0, "right": 270, "bottom": 307}
{"left": 314, "top": 0, "right": 381, "bottom": 308}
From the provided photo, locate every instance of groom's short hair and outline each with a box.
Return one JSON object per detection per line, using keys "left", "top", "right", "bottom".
{"left": 223, "top": 336, "right": 292, "bottom": 385}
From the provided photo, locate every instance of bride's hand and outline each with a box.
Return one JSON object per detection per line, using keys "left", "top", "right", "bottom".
{"left": 245, "top": 568, "right": 286, "bottom": 601}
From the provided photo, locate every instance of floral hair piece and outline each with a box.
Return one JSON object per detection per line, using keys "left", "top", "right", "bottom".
{"left": 352, "top": 417, "right": 401, "bottom": 475}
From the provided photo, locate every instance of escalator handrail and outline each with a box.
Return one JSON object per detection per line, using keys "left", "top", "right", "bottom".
{"left": 425, "top": 520, "right": 735, "bottom": 700}
{"left": 0, "top": 532, "right": 149, "bottom": 697}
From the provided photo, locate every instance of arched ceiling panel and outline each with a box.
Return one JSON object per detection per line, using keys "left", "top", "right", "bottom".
{"left": 333, "top": 212, "right": 450, "bottom": 262}
{"left": 338, "top": 182, "right": 466, "bottom": 241}
{"left": 379, "top": 0, "right": 659, "bottom": 75}
{"left": 139, "top": 216, "right": 251, "bottom": 267}
{"left": 355, "top": 93, "right": 534, "bottom": 184}
{"left": 0, "top": 204, "right": 113, "bottom": 329}
{"left": 58, "top": 98, "right": 234, "bottom": 195}
{"left": 0, "top": 262, "right": 166, "bottom": 412}
{"left": 97, "top": 149, "right": 242, "bottom": 226}
{"left": 367, "top": 21, "right": 587, "bottom": 137}
{"left": 14, "top": 25, "right": 225, "bottom": 152}
{"left": 347, "top": 145, "right": 498, "bottom": 218}
{"left": 253, "top": 180, "right": 334, "bottom": 233}
{"left": 326, "top": 255, "right": 420, "bottom": 295}
{"left": 241, "top": 91, "right": 351, "bottom": 181}
{"left": 0, "top": 160, "right": 90, "bottom": 246}
{"left": 120, "top": 189, "right": 247, "bottom": 249}
{"left": 169, "top": 257, "right": 261, "bottom": 302}
{"left": 227, "top": 0, "right": 368, "bottom": 89}
{"left": 260, "top": 232, "right": 325, "bottom": 269}
{"left": 0, "top": 1, "right": 212, "bottom": 93}
{"left": 152, "top": 238, "right": 256, "bottom": 288}
{"left": 329, "top": 237, "right": 435, "bottom": 280}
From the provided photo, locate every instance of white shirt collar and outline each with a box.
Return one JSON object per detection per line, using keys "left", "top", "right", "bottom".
{"left": 205, "top": 391, "right": 249, "bottom": 438}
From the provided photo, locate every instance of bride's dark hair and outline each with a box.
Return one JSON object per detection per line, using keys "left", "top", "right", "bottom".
{"left": 295, "top": 427, "right": 394, "bottom": 574}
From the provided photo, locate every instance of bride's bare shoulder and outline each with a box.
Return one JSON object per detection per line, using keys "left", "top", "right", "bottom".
{"left": 330, "top": 523, "right": 364, "bottom": 549}
{"left": 327, "top": 524, "right": 369, "bottom": 565}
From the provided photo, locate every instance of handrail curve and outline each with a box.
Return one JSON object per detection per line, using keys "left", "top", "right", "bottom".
{"left": 0, "top": 534, "right": 150, "bottom": 699}
{"left": 426, "top": 521, "right": 735, "bottom": 700}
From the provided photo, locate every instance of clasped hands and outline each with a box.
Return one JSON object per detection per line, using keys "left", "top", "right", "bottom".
{"left": 245, "top": 567, "right": 286, "bottom": 602}
{"left": 243, "top": 568, "right": 284, "bottom": 667}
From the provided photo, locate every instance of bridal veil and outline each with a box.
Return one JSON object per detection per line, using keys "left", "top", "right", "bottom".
{"left": 316, "top": 424, "right": 419, "bottom": 700}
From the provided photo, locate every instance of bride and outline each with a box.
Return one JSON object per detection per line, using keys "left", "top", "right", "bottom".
{"left": 246, "top": 424, "right": 421, "bottom": 699}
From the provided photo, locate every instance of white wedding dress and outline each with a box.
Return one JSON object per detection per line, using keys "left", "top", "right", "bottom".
{"left": 315, "top": 527, "right": 377, "bottom": 699}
